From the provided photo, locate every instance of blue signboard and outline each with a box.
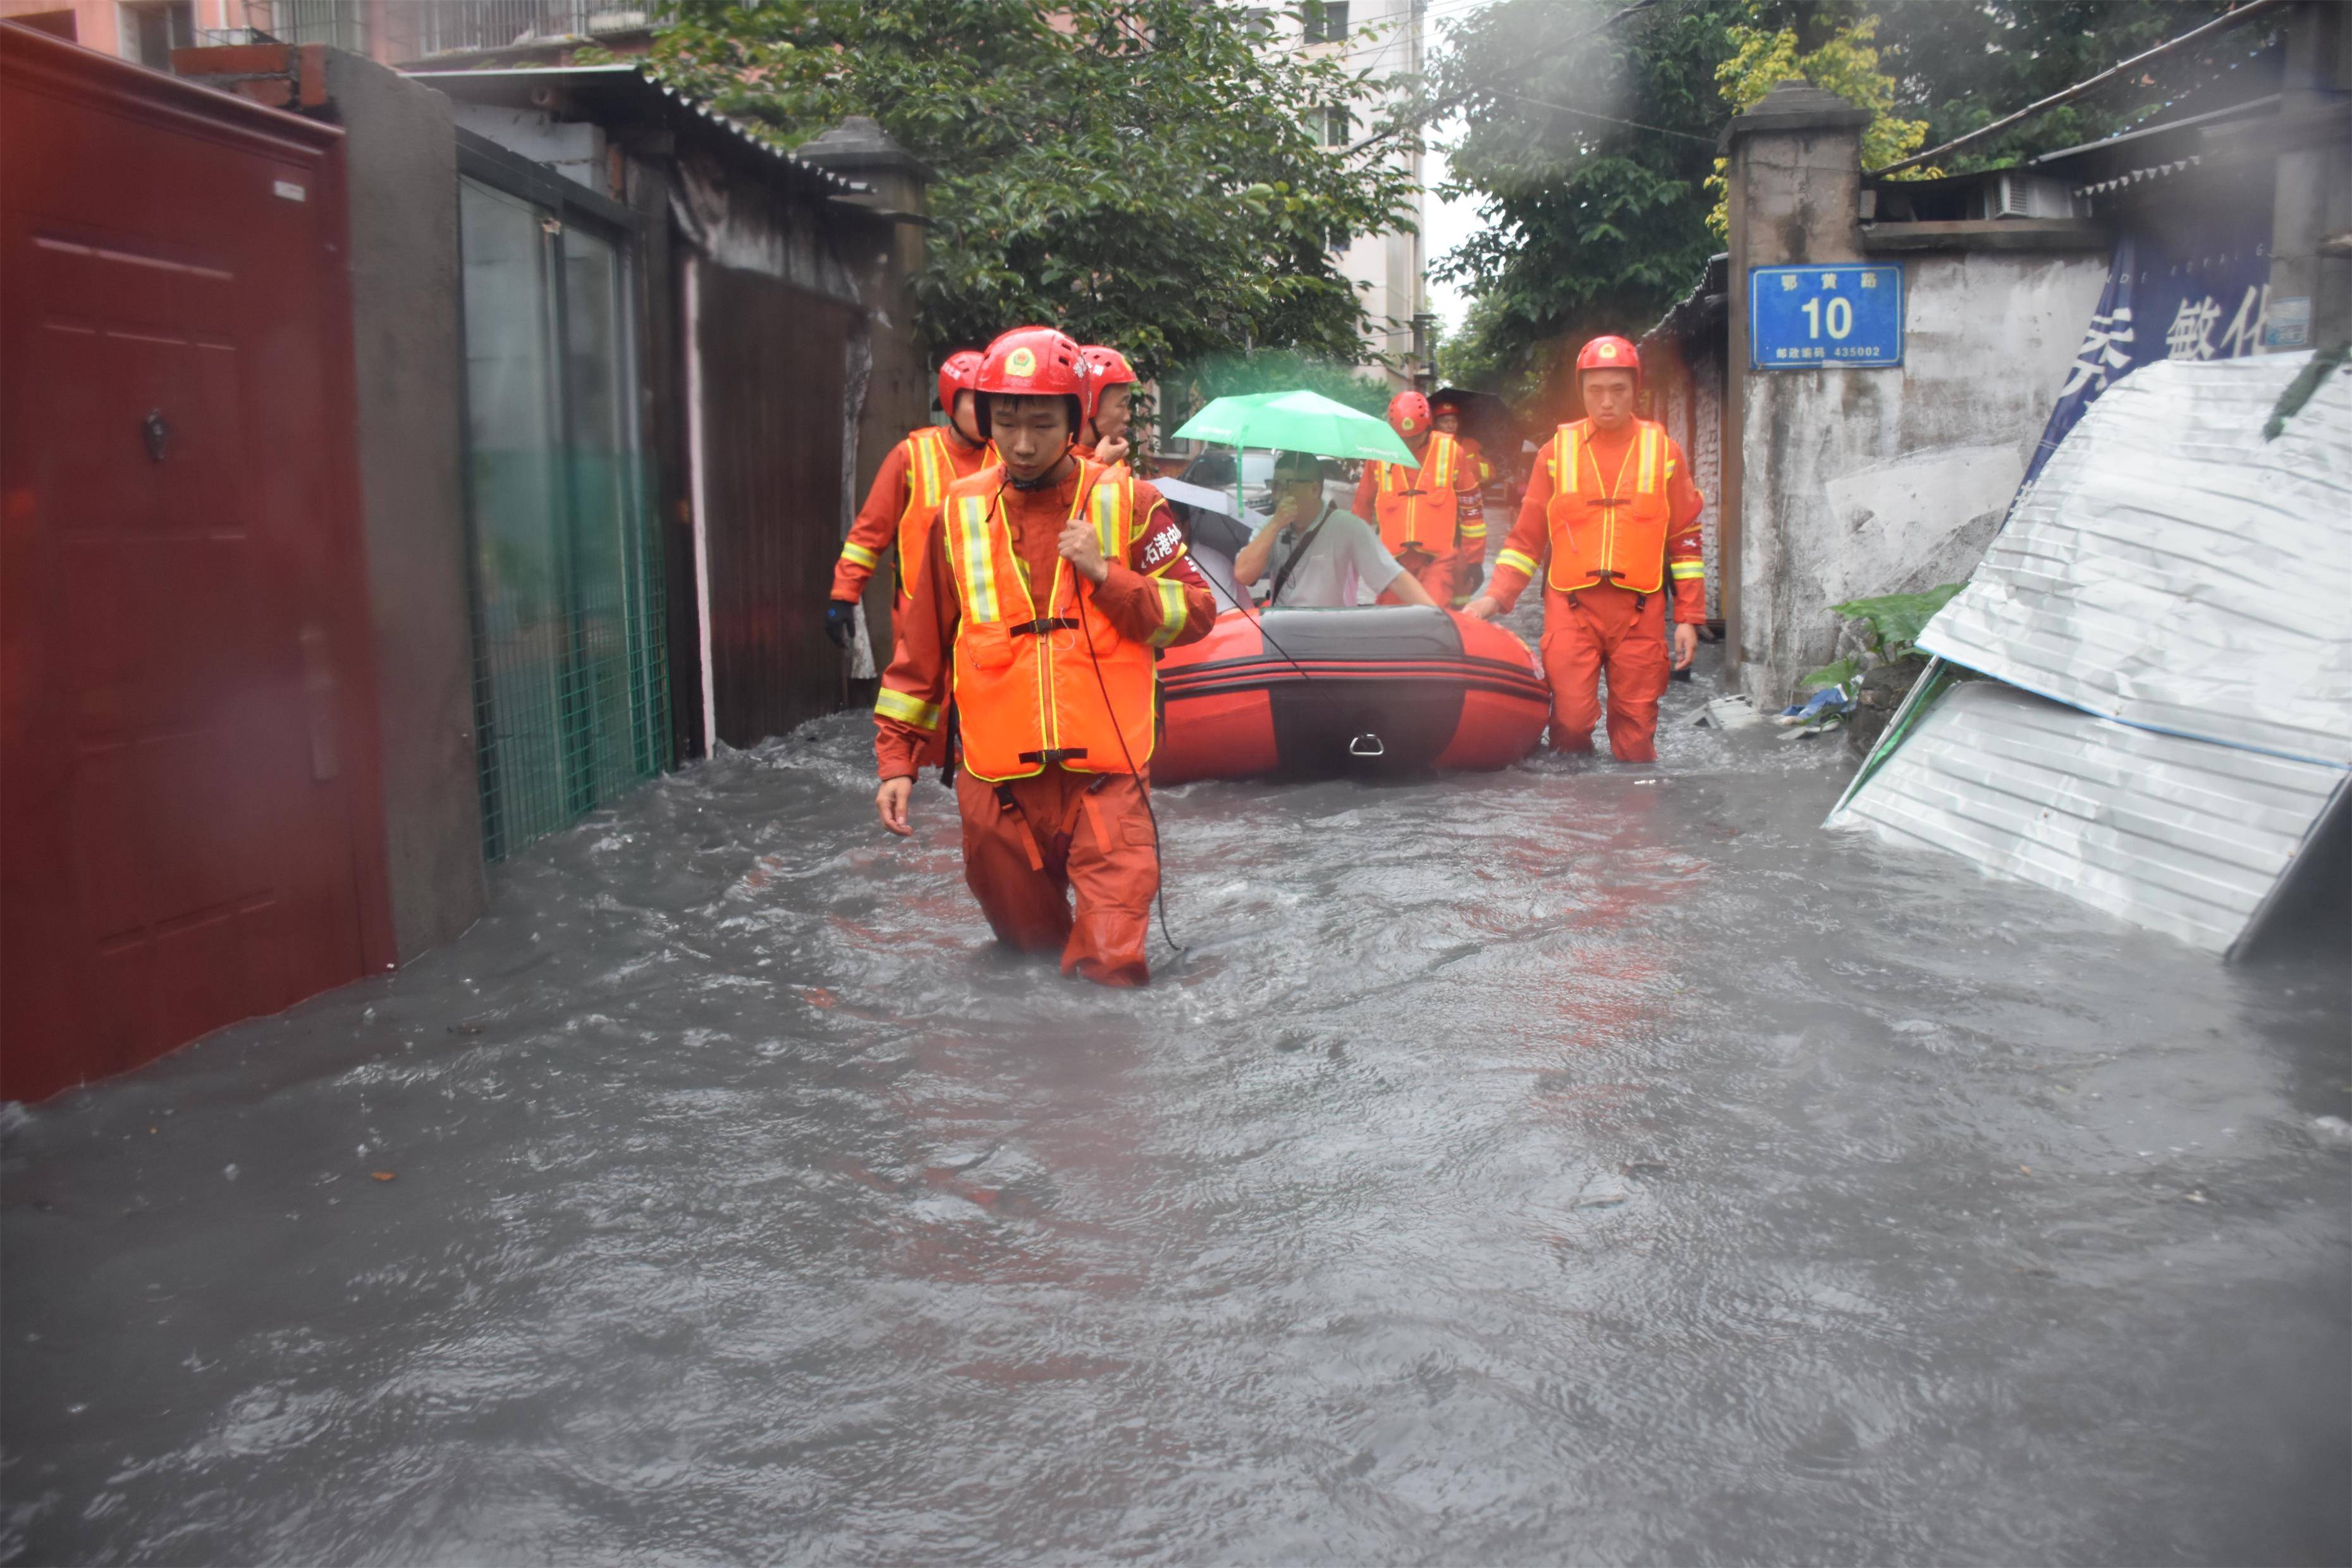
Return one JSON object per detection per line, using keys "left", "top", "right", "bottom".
{"left": 1749, "top": 263, "right": 1903, "bottom": 369}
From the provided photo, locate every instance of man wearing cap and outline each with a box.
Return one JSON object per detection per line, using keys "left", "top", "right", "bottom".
{"left": 1463, "top": 334, "right": 1705, "bottom": 763}
{"left": 873, "top": 327, "right": 1216, "bottom": 987}
{"left": 1234, "top": 452, "right": 1438, "bottom": 608}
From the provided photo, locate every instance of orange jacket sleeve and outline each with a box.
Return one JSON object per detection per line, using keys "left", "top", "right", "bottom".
{"left": 1352, "top": 465, "right": 1380, "bottom": 523}
{"left": 831, "top": 437, "right": 914, "bottom": 602}
{"left": 1483, "top": 441, "right": 1557, "bottom": 613}
{"left": 1664, "top": 438, "right": 1707, "bottom": 624}
{"left": 1086, "top": 484, "right": 1217, "bottom": 651}
{"left": 873, "top": 506, "right": 953, "bottom": 779}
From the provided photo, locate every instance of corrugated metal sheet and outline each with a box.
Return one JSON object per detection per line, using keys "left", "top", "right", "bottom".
{"left": 1832, "top": 682, "right": 2345, "bottom": 953}
{"left": 1919, "top": 352, "right": 2352, "bottom": 766}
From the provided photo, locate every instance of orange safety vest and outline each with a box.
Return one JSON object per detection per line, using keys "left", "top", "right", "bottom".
{"left": 893, "top": 424, "right": 966, "bottom": 599}
{"left": 1543, "top": 418, "right": 1672, "bottom": 595}
{"left": 938, "top": 460, "right": 1182, "bottom": 783}
{"left": 1371, "top": 430, "right": 1464, "bottom": 555}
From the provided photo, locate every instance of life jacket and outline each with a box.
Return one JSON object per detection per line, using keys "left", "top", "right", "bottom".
{"left": 1543, "top": 418, "right": 1672, "bottom": 595}
{"left": 893, "top": 424, "right": 981, "bottom": 599}
{"left": 939, "top": 460, "right": 1170, "bottom": 783}
{"left": 1371, "top": 430, "right": 1463, "bottom": 555}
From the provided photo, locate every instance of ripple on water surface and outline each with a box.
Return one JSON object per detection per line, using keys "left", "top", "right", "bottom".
{"left": 3, "top": 653, "right": 2346, "bottom": 1566}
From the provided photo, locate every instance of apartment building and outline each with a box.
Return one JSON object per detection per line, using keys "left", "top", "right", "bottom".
{"left": 1256, "top": 0, "right": 1430, "bottom": 389}
{"left": 0, "top": 1, "right": 649, "bottom": 68}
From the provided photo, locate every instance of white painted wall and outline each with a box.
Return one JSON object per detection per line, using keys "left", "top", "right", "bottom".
{"left": 1737, "top": 250, "right": 2107, "bottom": 702}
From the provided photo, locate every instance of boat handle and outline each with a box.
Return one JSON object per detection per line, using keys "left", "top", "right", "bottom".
{"left": 1349, "top": 732, "right": 1385, "bottom": 757}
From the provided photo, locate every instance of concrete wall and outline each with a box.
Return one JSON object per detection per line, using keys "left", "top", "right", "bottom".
{"left": 1736, "top": 251, "right": 2105, "bottom": 698}
{"left": 1722, "top": 84, "right": 2107, "bottom": 706}
{"left": 319, "top": 51, "right": 487, "bottom": 957}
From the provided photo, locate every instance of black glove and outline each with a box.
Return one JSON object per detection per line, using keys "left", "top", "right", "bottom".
{"left": 824, "top": 599, "right": 857, "bottom": 650}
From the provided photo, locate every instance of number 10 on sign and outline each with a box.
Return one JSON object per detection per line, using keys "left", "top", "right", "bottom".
{"left": 1749, "top": 263, "right": 1904, "bottom": 370}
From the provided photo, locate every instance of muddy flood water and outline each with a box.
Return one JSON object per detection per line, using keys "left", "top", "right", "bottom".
{"left": 4, "top": 649, "right": 2347, "bottom": 1566}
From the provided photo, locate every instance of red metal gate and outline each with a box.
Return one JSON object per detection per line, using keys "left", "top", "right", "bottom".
{"left": 1, "top": 27, "right": 394, "bottom": 1103}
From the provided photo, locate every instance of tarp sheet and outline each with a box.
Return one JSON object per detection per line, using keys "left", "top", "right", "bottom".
{"left": 1919, "top": 352, "right": 2352, "bottom": 767}
{"left": 1834, "top": 682, "right": 2345, "bottom": 954}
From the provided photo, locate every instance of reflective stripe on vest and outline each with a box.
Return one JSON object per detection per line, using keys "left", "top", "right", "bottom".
{"left": 895, "top": 426, "right": 959, "bottom": 597}
{"left": 1543, "top": 419, "right": 1672, "bottom": 595}
{"left": 940, "top": 461, "right": 1158, "bottom": 783}
{"left": 1372, "top": 431, "right": 1462, "bottom": 555}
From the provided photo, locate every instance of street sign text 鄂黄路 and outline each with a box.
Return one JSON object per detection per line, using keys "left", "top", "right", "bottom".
{"left": 1749, "top": 264, "right": 1903, "bottom": 370}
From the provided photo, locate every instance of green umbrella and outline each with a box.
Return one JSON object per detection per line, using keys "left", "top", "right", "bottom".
{"left": 1172, "top": 389, "right": 1417, "bottom": 466}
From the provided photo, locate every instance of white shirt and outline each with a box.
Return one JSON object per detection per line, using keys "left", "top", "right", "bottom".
{"left": 1251, "top": 505, "right": 1405, "bottom": 608}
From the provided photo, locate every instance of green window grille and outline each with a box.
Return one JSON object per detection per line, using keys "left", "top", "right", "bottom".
{"left": 458, "top": 166, "right": 669, "bottom": 862}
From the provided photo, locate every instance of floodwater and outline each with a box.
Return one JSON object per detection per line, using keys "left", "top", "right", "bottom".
{"left": 3, "top": 647, "right": 2346, "bottom": 1566}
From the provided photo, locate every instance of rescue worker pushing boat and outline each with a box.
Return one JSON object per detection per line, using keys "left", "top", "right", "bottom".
{"left": 1354, "top": 389, "right": 1485, "bottom": 606}
{"left": 825, "top": 348, "right": 995, "bottom": 647}
{"left": 1464, "top": 335, "right": 1705, "bottom": 763}
{"left": 873, "top": 327, "right": 1217, "bottom": 987}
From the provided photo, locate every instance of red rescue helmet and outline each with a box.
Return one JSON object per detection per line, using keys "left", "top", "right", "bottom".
{"left": 976, "top": 326, "right": 1088, "bottom": 440}
{"left": 936, "top": 349, "right": 984, "bottom": 415}
{"left": 1079, "top": 345, "right": 1138, "bottom": 422}
{"left": 1388, "top": 389, "right": 1431, "bottom": 438}
{"left": 1576, "top": 334, "right": 1642, "bottom": 379}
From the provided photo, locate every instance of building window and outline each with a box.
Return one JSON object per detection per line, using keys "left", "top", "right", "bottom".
{"left": 269, "top": 0, "right": 370, "bottom": 54}
{"left": 1325, "top": 104, "right": 1353, "bottom": 146}
{"left": 1303, "top": 1, "right": 1349, "bottom": 45}
{"left": 119, "top": 1, "right": 193, "bottom": 68}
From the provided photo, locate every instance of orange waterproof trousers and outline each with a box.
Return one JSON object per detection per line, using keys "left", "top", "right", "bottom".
{"left": 1540, "top": 581, "right": 1670, "bottom": 762}
{"left": 953, "top": 766, "right": 1158, "bottom": 987}
{"left": 1377, "top": 545, "right": 1458, "bottom": 606}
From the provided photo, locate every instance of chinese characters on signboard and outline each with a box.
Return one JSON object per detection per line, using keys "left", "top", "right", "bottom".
{"left": 1749, "top": 264, "right": 1904, "bottom": 370}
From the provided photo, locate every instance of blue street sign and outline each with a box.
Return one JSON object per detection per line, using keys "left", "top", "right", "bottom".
{"left": 1749, "top": 263, "right": 1903, "bottom": 369}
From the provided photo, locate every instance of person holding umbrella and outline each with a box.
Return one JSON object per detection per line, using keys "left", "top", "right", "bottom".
{"left": 1234, "top": 451, "right": 1438, "bottom": 608}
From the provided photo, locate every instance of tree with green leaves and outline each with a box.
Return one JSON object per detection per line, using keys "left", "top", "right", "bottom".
{"left": 649, "top": 0, "right": 1418, "bottom": 391}
{"left": 1434, "top": 0, "right": 2264, "bottom": 398}
{"left": 1429, "top": 0, "right": 1741, "bottom": 405}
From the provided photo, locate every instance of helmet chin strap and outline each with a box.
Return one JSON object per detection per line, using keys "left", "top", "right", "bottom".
{"left": 1004, "top": 445, "right": 1076, "bottom": 492}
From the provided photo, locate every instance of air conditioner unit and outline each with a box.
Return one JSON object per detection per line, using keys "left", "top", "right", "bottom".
{"left": 1992, "top": 173, "right": 2074, "bottom": 219}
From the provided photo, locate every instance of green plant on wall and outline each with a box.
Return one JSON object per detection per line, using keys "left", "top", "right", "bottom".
{"left": 1800, "top": 582, "right": 1964, "bottom": 688}
{"left": 1708, "top": 13, "right": 1933, "bottom": 238}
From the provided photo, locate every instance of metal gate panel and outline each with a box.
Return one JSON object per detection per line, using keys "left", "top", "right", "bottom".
{"left": 1, "top": 27, "right": 394, "bottom": 1101}
{"left": 691, "top": 259, "right": 852, "bottom": 748}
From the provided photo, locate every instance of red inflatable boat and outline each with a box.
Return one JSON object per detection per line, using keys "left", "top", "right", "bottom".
{"left": 1154, "top": 605, "right": 1552, "bottom": 785}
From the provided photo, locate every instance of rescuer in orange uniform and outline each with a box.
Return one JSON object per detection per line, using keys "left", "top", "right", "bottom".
{"left": 873, "top": 327, "right": 1216, "bottom": 986}
{"left": 1079, "top": 344, "right": 1141, "bottom": 470}
{"left": 1430, "top": 390, "right": 1493, "bottom": 490}
{"left": 1354, "top": 389, "right": 1485, "bottom": 605}
{"left": 824, "top": 349, "right": 995, "bottom": 648}
{"left": 1464, "top": 335, "right": 1704, "bottom": 763}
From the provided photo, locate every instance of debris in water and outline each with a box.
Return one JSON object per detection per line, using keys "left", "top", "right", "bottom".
{"left": 370, "top": 1172, "right": 397, "bottom": 1182}
{"left": 448, "top": 1022, "right": 484, "bottom": 1036}
{"left": 1574, "top": 1173, "right": 1633, "bottom": 1210}
{"left": 1694, "top": 694, "right": 1765, "bottom": 730}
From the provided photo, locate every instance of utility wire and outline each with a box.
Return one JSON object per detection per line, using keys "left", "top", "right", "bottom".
{"left": 1493, "top": 87, "right": 1718, "bottom": 144}
{"left": 1867, "top": 0, "right": 2289, "bottom": 176}
{"left": 1342, "top": 0, "right": 1672, "bottom": 159}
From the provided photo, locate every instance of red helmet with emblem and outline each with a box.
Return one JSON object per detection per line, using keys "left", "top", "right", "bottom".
{"left": 1387, "top": 390, "right": 1431, "bottom": 438}
{"left": 1079, "top": 345, "right": 1138, "bottom": 422}
{"left": 976, "top": 326, "right": 1088, "bottom": 439}
{"left": 1576, "top": 335, "right": 1642, "bottom": 379}
{"left": 936, "top": 349, "right": 984, "bottom": 416}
